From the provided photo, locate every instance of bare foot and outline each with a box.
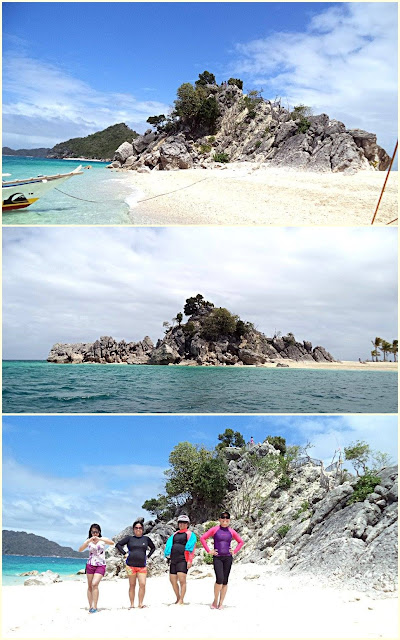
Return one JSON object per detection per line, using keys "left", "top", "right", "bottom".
{"left": 128, "top": 606, "right": 135, "bottom": 609}
{"left": 138, "top": 605, "right": 147, "bottom": 609}
{"left": 210, "top": 603, "right": 218, "bottom": 609}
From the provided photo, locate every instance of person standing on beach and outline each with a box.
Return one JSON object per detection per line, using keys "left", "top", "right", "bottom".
{"left": 164, "top": 515, "right": 196, "bottom": 605}
{"left": 200, "top": 511, "right": 244, "bottom": 610}
{"left": 115, "top": 520, "right": 155, "bottom": 609}
{"left": 79, "top": 524, "right": 114, "bottom": 613}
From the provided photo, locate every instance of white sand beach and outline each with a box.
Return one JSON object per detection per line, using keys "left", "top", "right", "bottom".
{"left": 3, "top": 566, "right": 398, "bottom": 639}
{"left": 124, "top": 165, "right": 398, "bottom": 226}
{"left": 259, "top": 360, "right": 398, "bottom": 372}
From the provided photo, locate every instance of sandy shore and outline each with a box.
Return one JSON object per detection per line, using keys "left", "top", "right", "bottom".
{"left": 123, "top": 164, "right": 398, "bottom": 226}
{"left": 259, "top": 360, "right": 398, "bottom": 371}
{"left": 2, "top": 566, "right": 398, "bottom": 639}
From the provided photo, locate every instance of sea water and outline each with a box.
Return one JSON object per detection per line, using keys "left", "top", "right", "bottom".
{"left": 2, "top": 361, "right": 397, "bottom": 413}
{"left": 2, "top": 555, "right": 86, "bottom": 586}
{"left": 2, "top": 156, "right": 141, "bottom": 224}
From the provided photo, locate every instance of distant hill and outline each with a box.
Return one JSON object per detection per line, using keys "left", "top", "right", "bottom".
{"left": 2, "top": 147, "right": 51, "bottom": 157}
{"left": 3, "top": 123, "right": 138, "bottom": 161}
{"left": 2, "top": 530, "right": 88, "bottom": 558}
{"left": 50, "top": 123, "right": 138, "bottom": 160}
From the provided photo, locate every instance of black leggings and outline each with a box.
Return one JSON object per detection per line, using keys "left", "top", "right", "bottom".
{"left": 213, "top": 555, "right": 233, "bottom": 585}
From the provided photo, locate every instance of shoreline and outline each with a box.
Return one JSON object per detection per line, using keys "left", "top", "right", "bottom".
{"left": 40, "top": 360, "right": 398, "bottom": 372}
{"left": 2, "top": 566, "right": 397, "bottom": 638}
{"left": 122, "top": 164, "right": 398, "bottom": 226}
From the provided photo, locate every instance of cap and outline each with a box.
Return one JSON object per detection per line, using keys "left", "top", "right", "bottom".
{"left": 220, "top": 511, "right": 231, "bottom": 519}
{"left": 177, "top": 514, "right": 190, "bottom": 523}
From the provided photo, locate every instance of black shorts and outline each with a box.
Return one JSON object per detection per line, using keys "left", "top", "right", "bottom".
{"left": 213, "top": 555, "right": 233, "bottom": 585}
{"left": 170, "top": 559, "right": 188, "bottom": 575}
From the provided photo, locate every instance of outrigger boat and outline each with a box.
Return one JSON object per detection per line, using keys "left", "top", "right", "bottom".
{"left": 2, "top": 165, "right": 83, "bottom": 212}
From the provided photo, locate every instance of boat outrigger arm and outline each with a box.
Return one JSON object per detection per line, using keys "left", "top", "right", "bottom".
{"left": 2, "top": 165, "right": 83, "bottom": 211}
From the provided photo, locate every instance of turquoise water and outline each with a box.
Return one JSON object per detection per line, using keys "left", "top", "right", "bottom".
{"left": 2, "top": 555, "right": 86, "bottom": 586}
{"left": 2, "top": 156, "right": 139, "bottom": 224}
{"left": 2, "top": 361, "right": 397, "bottom": 413}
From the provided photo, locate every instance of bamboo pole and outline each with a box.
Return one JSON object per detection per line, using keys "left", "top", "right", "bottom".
{"left": 371, "top": 140, "right": 398, "bottom": 225}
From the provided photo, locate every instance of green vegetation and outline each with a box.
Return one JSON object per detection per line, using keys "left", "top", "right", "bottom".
{"left": 51, "top": 123, "right": 138, "bottom": 160}
{"left": 255, "top": 141, "right": 262, "bottom": 149}
{"left": 213, "top": 152, "right": 230, "bottom": 163}
{"left": 278, "top": 475, "right": 292, "bottom": 489}
{"left": 217, "top": 428, "right": 245, "bottom": 450}
{"left": 163, "top": 441, "right": 228, "bottom": 511}
{"left": 293, "top": 501, "right": 310, "bottom": 519}
{"left": 266, "top": 436, "right": 287, "bottom": 456}
{"left": 201, "top": 307, "right": 238, "bottom": 340}
{"left": 348, "top": 472, "right": 382, "bottom": 505}
{"left": 182, "top": 321, "right": 196, "bottom": 336}
{"left": 199, "top": 144, "right": 212, "bottom": 154}
{"left": 173, "top": 72, "right": 220, "bottom": 134}
{"left": 228, "top": 78, "right": 243, "bottom": 90}
{"left": 142, "top": 495, "right": 174, "bottom": 520}
{"left": 290, "top": 104, "right": 312, "bottom": 135}
{"left": 344, "top": 440, "right": 392, "bottom": 476}
{"left": 146, "top": 114, "right": 166, "bottom": 131}
{"left": 277, "top": 525, "right": 290, "bottom": 538}
{"left": 184, "top": 294, "right": 214, "bottom": 316}
{"left": 203, "top": 553, "right": 214, "bottom": 564}
{"left": 243, "top": 90, "right": 264, "bottom": 119}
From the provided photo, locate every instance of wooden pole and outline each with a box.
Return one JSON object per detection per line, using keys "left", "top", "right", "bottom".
{"left": 371, "top": 140, "right": 398, "bottom": 225}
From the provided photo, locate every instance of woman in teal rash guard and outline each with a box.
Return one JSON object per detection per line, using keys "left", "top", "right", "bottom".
{"left": 164, "top": 515, "right": 196, "bottom": 605}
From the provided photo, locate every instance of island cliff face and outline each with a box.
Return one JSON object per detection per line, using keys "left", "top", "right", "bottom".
{"left": 110, "top": 83, "right": 390, "bottom": 174}
{"left": 47, "top": 303, "right": 335, "bottom": 366}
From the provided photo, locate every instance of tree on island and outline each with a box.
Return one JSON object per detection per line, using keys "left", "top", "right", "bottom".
{"left": 183, "top": 294, "right": 214, "bottom": 316}
{"left": 391, "top": 339, "right": 398, "bottom": 362}
{"left": 216, "top": 428, "right": 245, "bottom": 450}
{"left": 371, "top": 337, "right": 382, "bottom": 361}
{"left": 380, "top": 340, "right": 393, "bottom": 362}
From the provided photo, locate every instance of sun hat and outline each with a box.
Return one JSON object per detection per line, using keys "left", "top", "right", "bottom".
{"left": 177, "top": 514, "right": 190, "bottom": 523}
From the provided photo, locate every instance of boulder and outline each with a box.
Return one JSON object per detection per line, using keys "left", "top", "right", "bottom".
{"left": 114, "top": 142, "right": 134, "bottom": 163}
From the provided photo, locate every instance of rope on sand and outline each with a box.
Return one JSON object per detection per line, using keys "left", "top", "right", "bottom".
{"left": 371, "top": 140, "right": 398, "bottom": 225}
{"left": 136, "top": 177, "right": 210, "bottom": 203}
{"left": 54, "top": 176, "right": 210, "bottom": 205}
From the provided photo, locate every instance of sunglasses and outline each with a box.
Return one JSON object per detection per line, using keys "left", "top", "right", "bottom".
{"left": 220, "top": 516, "right": 230, "bottom": 520}
{"left": 134, "top": 526, "right": 143, "bottom": 530}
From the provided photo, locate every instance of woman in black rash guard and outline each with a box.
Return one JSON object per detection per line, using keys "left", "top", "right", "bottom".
{"left": 115, "top": 521, "right": 155, "bottom": 608}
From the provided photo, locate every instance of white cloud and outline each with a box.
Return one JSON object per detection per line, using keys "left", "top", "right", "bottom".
{"left": 2, "top": 55, "right": 170, "bottom": 147}
{"left": 2, "top": 457, "right": 166, "bottom": 548}
{"left": 232, "top": 3, "right": 398, "bottom": 153}
{"left": 2, "top": 227, "right": 397, "bottom": 361}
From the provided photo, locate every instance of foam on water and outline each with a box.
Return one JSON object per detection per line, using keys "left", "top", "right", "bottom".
{"left": 2, "top": 156, "right": 141, "bottom": 224}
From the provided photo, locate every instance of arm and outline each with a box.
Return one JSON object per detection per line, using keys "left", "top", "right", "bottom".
{"left": 100, "top": 537, "right": 115, "bottom": 546}
{"left": 230, "top": 528, "right": 244, "bottom": 554}
{"left": 78, "top": 537, "right": 92, "bottom": 552}
{"left": 199, "top": 526, "right": 219, "bottom": 554}
{"left": 184, "top": 532, "right": 197, "bottom": 564}
{"left": 164, "top": 534, "right": 174, "bottom": 558}
{"left": 147, "top": 537, "right": 156, "bottom": 559}
{"left": 115, "top": 536, "right": 130, "bottom": 556}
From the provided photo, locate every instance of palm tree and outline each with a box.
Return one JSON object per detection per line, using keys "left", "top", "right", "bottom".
{"left": 371, "top": 349, "right": 379, "bottom": 362}
{"left": 371, "top": 337, "right": 382, "bottom": 362}
{"left": 380, "top": 340, "right": 392, "bottom": 362}
{"left": 390, "top": 339, "right": 398, "bottom": 362}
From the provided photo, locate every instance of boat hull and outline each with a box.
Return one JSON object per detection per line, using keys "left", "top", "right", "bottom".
{"left": 2, "top": 167, "right": 83, "bottom": 212}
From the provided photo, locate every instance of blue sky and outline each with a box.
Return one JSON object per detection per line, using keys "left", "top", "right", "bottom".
{"left": 2, "top": 227, "right": 398, "bottom": 361}
{"left": 2, "top": 2, "right": 397, "bottom": 155}
{"left": 2, "top": 414, "right": 397, "bottom": 548}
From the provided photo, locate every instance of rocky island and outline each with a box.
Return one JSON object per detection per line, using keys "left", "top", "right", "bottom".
{"left": 47, "top": 294, "right": 335, "bottom": 366}
{"left": 109, "top": 72, "right": 390, "bottom": 175}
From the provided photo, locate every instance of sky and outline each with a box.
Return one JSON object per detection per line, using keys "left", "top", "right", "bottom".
{"left": 2, "top": 226, "right": 398, "bottom": 361}
{"left": 2, "top": 414, "right": 397, "bottom": 548}
{"left": 2, "top": 2, "right": 398, "bottom": 156}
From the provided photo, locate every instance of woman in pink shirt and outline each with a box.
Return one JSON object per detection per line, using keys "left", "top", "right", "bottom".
{"left": 79, "top": 523, "right": 114, "bottom": 613}
{"left": 200, "top": 511, "right": 244, "bottom": 610}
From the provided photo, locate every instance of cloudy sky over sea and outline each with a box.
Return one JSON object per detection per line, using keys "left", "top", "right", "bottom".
{"left": 3, "top": 414, "right": 397, "bottom": 548}
{"left": 2, "top": 226, "right": 397, "bottom": 361}
{"left": 2, "top": 2, "right": 397, "bottom": 156}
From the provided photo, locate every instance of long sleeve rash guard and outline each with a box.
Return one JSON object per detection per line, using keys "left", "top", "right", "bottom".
{"left": 200, "top": 526, "right": 244, "bottom": 556}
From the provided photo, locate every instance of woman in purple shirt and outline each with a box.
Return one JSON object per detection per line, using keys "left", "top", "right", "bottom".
{"left": 200, "top": 511, "right": 244, "bottom": 610}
